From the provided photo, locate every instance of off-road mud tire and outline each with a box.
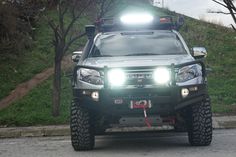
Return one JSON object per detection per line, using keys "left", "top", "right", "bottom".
{"left": 187, "top": 97, "right": 212, "bottom": 146}
{"left": 70, "top": 100, "right": 95, "bottom": 151}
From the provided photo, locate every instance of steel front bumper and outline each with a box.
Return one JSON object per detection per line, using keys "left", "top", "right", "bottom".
{"left": 73, "top": 84, "right": 207, "bottom": 116}
{"left": 72, "top": 59, "right": 208, "bottom": 116}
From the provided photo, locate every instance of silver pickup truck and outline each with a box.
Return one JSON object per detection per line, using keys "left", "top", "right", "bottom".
{"left": 70, "top": 14, "right": 212, "bottom": 151}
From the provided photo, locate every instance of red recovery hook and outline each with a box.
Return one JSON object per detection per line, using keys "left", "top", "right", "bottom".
{"left": 143, "top": 106, "right": 152, "bottom": 128}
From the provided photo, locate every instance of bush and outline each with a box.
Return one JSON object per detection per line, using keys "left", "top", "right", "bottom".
{"left": 0, "top": 0, "right": 45, "bottom": 60}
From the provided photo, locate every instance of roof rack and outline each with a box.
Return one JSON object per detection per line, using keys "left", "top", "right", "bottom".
{"left": 95, "top": 16, "right": 176, "bottom": 33}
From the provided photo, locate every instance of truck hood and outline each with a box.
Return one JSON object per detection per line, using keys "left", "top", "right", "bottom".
{"left": 82, "top": 55, "right": 194, "bottom": 68}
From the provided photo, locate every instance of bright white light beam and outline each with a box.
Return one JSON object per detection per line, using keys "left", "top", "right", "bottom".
{"left": 108, "top": 69, "right": 126, "bottom": 87}
{"left": 153, "top": 67, "right": 171, "bottom": 84}
{"left": 120, "top": 13, "right": 154, "bottom": 25}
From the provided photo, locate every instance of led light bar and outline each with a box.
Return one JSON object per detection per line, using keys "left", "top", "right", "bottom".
{"left": 120, "top": 13, "right": 154, "bottom": 25}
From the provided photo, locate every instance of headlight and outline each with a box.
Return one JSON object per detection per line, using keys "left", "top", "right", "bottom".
{"left": 177, "top": 65, "right": 202, "bottom": 83}
{"left": 108, "top": 69, "right": 126, "bottom": 87}
{"left": 78, "top": 68, "right": 103, "bottom": 85}
{"left": 153, "top": 67, "right": 171, "bottom": 84}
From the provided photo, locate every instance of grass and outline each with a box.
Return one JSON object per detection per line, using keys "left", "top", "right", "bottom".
{"left": 0, "top": 5, "right": 236, "bottom": 126}
{"left": 0, "top": 9, "right": 90, "bottom": 126}
{"left": 0, "top": 15, "right": 54, "bottom": 100}
{"left": 178, "top": 16, "right": 236, "bottom": 113}
{"left": 0, "top": 10, "right": 89, "bottom": 100}
{"left": 0, "top": 75, "right": 71, "bottom": 126}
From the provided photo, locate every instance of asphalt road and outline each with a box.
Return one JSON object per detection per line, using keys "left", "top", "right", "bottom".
{"left": 1, "top": 129, "right": 236, "bottom": 157}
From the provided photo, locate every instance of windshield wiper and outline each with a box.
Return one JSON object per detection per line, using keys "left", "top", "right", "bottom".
{"left": 168, "top": 52, "right": 185, "bottom": 55}
{"left": 125, "top": 53, "right": 160, "bottom": 56}
{"left": 92, "top": 55, "right": 114, "bottom": 57}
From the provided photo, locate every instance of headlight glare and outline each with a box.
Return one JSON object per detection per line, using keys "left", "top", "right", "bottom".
{"left": 153, "top": 67, "right": 171, "bottom": 84}
{"left": 108, "top": 69, "right": 126, "bottom": 86}
{"left": 120, "top": 13, "right": 154, "bottom": 25}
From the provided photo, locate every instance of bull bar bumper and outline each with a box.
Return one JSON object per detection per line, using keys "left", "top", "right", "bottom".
{"left": 72, "top": 60, "right": 208, "bottom": 115}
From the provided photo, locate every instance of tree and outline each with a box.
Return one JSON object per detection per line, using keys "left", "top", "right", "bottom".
{"left": 211, "top": 0, "right": 236, "bottom": 30}
{"left": 48, "top": 0, "right": 119, "bottom": 117}
{"left": 96, "top": 0, "right": 120, "bottom": 20}
{"left": 48, "top": 0, "right": 94, "bottom": 117}
{"left": 0, "top": 0, "right": 44, "bottom": 58}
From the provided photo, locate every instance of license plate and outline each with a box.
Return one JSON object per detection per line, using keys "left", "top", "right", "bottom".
{"left": 130, "top": 100, "right": 152, "bottom": 109}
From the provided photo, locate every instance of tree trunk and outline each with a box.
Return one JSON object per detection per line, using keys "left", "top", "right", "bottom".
{"left": 52, "top": 58, "right": 61, "bottom": 117}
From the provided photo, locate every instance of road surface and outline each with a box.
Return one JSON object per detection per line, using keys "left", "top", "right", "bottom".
{"left": 1, "top": 129, "right": 236, "bottom": 157}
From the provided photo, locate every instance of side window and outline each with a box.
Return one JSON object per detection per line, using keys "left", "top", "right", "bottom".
{"left": 93, "top": 47, "right": 101, "bottom": 57}
{"left": 79, "top": 41, "right": 92, "bottom": 62}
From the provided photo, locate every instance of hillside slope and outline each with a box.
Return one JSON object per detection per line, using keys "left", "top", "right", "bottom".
{"left": 179, "top": 16, "right": 236, "bottom": 113}
{"left": 0, "top": 6, "right": 235, "bottom": 126}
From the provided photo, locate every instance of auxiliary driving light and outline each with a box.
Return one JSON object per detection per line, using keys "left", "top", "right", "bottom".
{"left": 91, "top": 91, "right": 99, "bottom": 101}
{"left": 181, "top": 88, "right": 189, "bottom": 98}
{"left": 108, "top": 69, "right": 126, "bottom": 87}
{"left": 120, "top": 13, "right": 154, "bottom": 25}
{"left": 153, "top": 67, "right": 171, "bottom": 84}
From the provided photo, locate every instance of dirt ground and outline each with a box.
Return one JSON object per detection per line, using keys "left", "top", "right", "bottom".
{"left": 0, "top": 55, "right": 73, "bottom": 110}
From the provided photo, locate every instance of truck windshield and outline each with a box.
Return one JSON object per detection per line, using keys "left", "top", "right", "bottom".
{"left": 90, "top": 31, "right": 187, "bottom": 57}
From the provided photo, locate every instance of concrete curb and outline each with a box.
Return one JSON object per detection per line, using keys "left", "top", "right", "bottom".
{"left": 0, "top": 116, "right": 236, "bottom": 138}
{"left": 212, "top": 116, "right": 236, "bottom": 129}
{"left": 0, "top": 125, "right": 70, "bottom": 138}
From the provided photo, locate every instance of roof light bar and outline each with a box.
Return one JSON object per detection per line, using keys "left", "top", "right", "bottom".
{"left": 120, "top": 13, "right": 154, "bottom": 25}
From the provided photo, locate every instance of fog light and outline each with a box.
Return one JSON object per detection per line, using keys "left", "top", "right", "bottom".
{"left": 91, "top": 91, "right": 99, "bottom": 101}
{"left": 181, "top": 88, "right": 189, "bottom": 98}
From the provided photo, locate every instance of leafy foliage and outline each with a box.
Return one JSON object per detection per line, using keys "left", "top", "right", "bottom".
{"left": 0, "top": 0, "right": 45, "bottom": 59}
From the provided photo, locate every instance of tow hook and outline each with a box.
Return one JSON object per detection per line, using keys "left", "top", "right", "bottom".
{"left": 143, "top": 106, "right": 152, "bottom": 128}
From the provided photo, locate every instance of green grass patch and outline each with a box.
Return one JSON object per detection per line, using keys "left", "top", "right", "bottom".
{"left": 178, "top": 16, "right": 236, "bottom": 113}
{"left": 0, "top": 10, "right": 89, "bottom": 100}
{"left": 0, "top": 75, "right": 71, "bottom": 126}
{"left": 0, "top": 15, "right": 54, "bottom": 99}
{"left": 0, "top": 9, "right": 90, "bottom": 126}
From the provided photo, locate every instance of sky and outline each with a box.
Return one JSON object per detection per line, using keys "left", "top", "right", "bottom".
{"left": 153, "top": 0, "right": 235, "bottom": 27}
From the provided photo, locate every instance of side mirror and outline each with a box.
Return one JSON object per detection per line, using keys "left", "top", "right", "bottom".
{"left": 72, "top": 51, "right": 83, "bottom": 63}
{"left": 192, "top": 47, "right": 207, "bottom": 59}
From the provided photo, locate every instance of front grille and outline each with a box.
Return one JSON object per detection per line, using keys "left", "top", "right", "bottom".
{"left": 125, "top": 69, "right": 155, "bottom": 87}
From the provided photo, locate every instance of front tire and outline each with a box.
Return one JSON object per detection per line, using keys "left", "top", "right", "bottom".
{"left": 70, "top": 100, "right": 95, "bottom": 151}
{"left": 187, "top": 97, "right": 212, "bottom": 146}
